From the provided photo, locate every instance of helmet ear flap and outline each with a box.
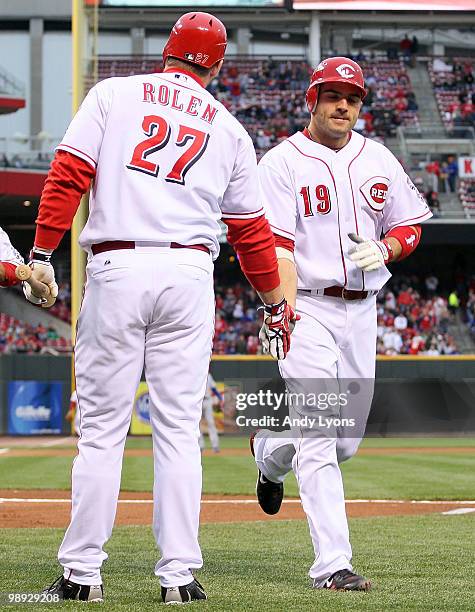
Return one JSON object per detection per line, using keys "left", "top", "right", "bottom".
{"left": 306, "top": 83, "right": 318, "bottom": 114}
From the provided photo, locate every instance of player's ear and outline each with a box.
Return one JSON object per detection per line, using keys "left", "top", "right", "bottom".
{"left": 210, "top": 59, "right": 224, "bottom": 80}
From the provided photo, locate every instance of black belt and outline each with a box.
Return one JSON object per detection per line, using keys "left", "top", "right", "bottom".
{"left": 91, "top": 241, "right": 210, "bottom": 256}
{"left": 299, "top": 286, "right": 371, "bottom": 301}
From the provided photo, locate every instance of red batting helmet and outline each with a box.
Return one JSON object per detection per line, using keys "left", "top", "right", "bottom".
{"left": 305, "top": 57, "right": 366, "bottom": 113}
{"left": 163, "top": 12, "right": 227, "bottom": 70}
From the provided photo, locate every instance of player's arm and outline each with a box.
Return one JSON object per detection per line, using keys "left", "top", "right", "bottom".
{"left": 257, "top": 158, "right": 299, "bottom": 308}
{"left": 25, "top": 82, "right": 107, "bottom": 307}
{"left": 221, "top": 138, "right": 296, "bottom": 359}
{"left": 349, "top": 156, "right": 431, "bottom": 272}
{"left": 0, "top": 228, "right": 25, "bottom": 287}
{"left": 0, "top": 262, "right": 20, "bottom": 286}
{"left": 274, "top": 235, "right": 297, "bottom": 310}
{"left": 348, "top": 224, "right": 421, "bottom": 272}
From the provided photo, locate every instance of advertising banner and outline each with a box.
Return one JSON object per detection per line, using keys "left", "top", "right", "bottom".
{"left": 130, "top": 381, "right": 226, "bottom": 435}
{"left": 8, "top": 381, "right": 63, "bottom": 435}
{"left": 130, "top": 382, "right": 153, "bottom": 435}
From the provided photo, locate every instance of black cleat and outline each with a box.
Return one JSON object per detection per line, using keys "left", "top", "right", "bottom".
{"left": 316, "top": 569, "right": 371, "bottom": 592}
{"left": 250, "top": 432, "right": 284, "bottom": 515}
{"left": 161, "top": 578, "right": 207, "bottom": 604}
{"left": 43, "top": 575, "right": 104, "bottom": 602}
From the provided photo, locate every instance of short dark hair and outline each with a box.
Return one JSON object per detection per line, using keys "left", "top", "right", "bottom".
{"left": 165, "top": 57, "right": 211, "bottom": 80}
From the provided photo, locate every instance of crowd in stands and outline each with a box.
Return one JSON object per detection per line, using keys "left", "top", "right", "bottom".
{"left": 429, "top": 57, "right": 475, "bottom": 135}
{"left": 0, "top": 272, "right": 467, "bottom": 356}
{"left": 466, "top": 289, "right": 475, "bottom": 342}
{"left": 411, "top": 153, "right": 461, "bottom": 217}
{"left": 212, "top": 276, "right": 460, "bottom": 356}
{"left": 0, "top": 313, "right": 71, "bottom": 355}
{"left": 209, "top": 58, "right": 310, "bottom": 158}
{"left": 459, "top": 178, "right": 475, "bottom": 217}
{"left": 357, "top": 56, "right": 419, "bottom": 140}
{"left": 49, "top": 282, "right": 71, "bottom": 323}
{"left": 376, "top": 276, "right": 458, "bottom": 356}
{"left": 213, "top": 283, "right": 261, "bottom": 355}
{"left": 95, "top": 55, "right": 420, "bottom": 158}
{"left": 209, "top": 55, "right": 419, "bottom": 155}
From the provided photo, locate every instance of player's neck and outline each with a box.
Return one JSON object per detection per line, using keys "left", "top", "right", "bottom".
{"left": 304, "top": 126, "right": 351, "bottom": 151}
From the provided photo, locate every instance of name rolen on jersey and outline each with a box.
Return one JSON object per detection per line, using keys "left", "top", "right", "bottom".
{"left": 56, "top": 70, "right": 264, "bottom": 260}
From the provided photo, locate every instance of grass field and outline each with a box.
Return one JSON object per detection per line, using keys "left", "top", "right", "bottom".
{"left": 0, "top": 436, "right": 473, "bottom": 500}
{"left": 0, "top": 435, "right": 474, "bottom": 610}
{"left": 1, "top": 517, "right": 474, "bottom": 611}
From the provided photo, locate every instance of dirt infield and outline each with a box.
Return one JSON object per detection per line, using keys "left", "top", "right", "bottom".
{"left": 1, "top": 489, "right": 474, "bottom": 528}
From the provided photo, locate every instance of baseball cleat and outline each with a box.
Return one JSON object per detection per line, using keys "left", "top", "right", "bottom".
{"left": 42, "top": 575, "right": 104, "bottom": 602}
{"left": 315, "top": 569, "right": 371, "bottom": 592}
{"left": 161, "top": 578, "right": 207, "bottom": 604}
{"left": 250, "top": 431, "right": 284, "bottom": 515}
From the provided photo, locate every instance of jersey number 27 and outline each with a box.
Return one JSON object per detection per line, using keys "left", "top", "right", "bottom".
{"left": 127, "top": 114, "right": 210, "bottom": 185}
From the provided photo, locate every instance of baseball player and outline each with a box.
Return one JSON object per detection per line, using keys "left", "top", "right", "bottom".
{"left": 0, "top": 226, "right": 24, "bottom": 287}
{"left": 0, "top": 225, "right": 58, "bottom": 307}
{"left": 39, "top": 12, "right": 295, "bottom": 604}
{"left": 199, "top": 372, "right": 222, "bottom": 453}
{"left": 251, "top": 57, "right": 432, "bottom": 592}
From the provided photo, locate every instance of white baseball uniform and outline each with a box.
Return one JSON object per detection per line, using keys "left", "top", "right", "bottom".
{"left": 0, "top": 226, "right": 23, "bottom": 266}
{"left": 199, "top": 373, "right": 222, "bottom": 452}
{"left": 0, "top": 226, "right": 24, "bottom": 289}
{"left": 69, "top": 390, "right": 80, "bottom": 436}
{"left": 253, "top": 129, "right": 432, "bottom": 583}
{"left": 54, "top": 69, "right": 266, "bottom": 589}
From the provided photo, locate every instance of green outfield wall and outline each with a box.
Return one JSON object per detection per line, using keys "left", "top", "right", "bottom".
{"left": 0, "top": 355, "right": 474, "bottom": 435}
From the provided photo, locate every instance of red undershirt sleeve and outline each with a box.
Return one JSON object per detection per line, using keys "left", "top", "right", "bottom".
{"left": 274, "top": 234, "right": 295, "bottom": 253}
{"left": 0, "top": 262, "right": 21, "bottom": 287}
{"left": 385, "top": 224, "right": 421, "bottom": 260}
{"left": 225, "top": 215, "right": 280, "bottom": 293}
{"left": 35, "top": 150, "right": 96, "bottom": 250}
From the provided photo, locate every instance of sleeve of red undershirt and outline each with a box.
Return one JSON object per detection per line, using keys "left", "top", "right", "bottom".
{"left": 226, "top": 215, "right": 280, "bottom": 293}
{"left": 385, "top": 224, "right": 422, "bottom": 260}
{"left": 274, "top": 235, "right": 295, "bottom": 252}
{"left": 35, "top": 150, "right": 96, "bottom": 250}
{"left": 0, "top": 262, "right": 21, "bottom": 287}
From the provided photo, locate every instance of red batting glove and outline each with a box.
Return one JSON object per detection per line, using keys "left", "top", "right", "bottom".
{"left": 259, "top": 299, "right": 300, "bottom": 360}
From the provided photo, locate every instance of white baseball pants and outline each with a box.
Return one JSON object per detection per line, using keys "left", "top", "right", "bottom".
{"left": 199, "top": 398, "right": 220, "bottom": 451}
{"left": 253, "top": 293, "right": 376, "bottom": 583}
{"left": 58, "top": 245, "right": 214, "bottom": 588}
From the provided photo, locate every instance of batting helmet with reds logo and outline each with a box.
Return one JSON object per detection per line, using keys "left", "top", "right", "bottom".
{"left": 305, "top": 57, "right": 366, "bottom": 113}
{"left": 163, "top": 12, "right": 227, "bottom": 70}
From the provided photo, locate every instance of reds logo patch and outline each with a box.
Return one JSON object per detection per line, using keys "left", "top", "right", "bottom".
{"left": 335, "top": 63, "right": 356, "bottom": 79}
{"left": 360, "top": 176, "right": 390, "bottom": 212}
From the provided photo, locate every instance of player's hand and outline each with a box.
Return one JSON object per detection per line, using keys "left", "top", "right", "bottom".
{"left": 348, "top": 233, "right": 390, "bottom": 272}
{"left": 22, "top": 261, "right": 58, "bottom": 308}
{"left": 259, "top": 298, "right": 300, "bottom": 360}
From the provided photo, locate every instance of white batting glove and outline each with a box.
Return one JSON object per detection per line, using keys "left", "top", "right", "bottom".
{"left": 348, "top": 233, "right": 391, "bottom": 272}
{"left": 22, "top": 249, "right": 58, "bottom": 308}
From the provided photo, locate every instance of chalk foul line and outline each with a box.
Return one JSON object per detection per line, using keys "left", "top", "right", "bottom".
{"left": 0, "top": 498, "right": 474, "bottom": 505}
